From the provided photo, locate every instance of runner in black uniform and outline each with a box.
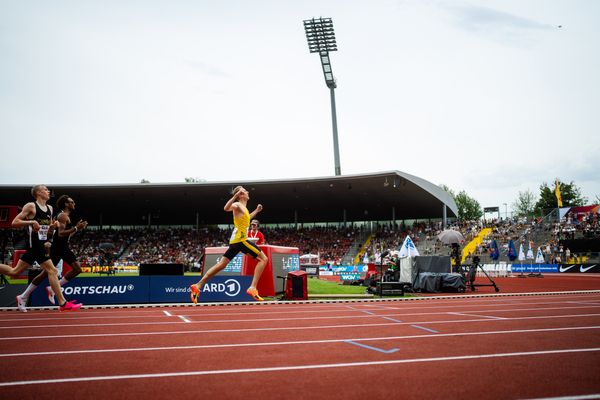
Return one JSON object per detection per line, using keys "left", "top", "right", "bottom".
{"left": 0, "top": 185, "right": 82, "bottom": 312}
{"left": 16, "top": 194, "right": 87, "bottom": 308}
{"left": 21, "top": 201, "right": 54, "bottom": 266}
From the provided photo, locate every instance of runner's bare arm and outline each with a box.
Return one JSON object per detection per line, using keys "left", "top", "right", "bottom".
{"left": 224, "top": 193, "right": 241, "bottom": 212}
{"left": 249, "top": 204, "right": 263, "bottom": 220}
{"left": 57, "top": 213, "right": 70, "bottom": 237}
{"left": 11, "top": 203, "right": 38, "bottom": 230}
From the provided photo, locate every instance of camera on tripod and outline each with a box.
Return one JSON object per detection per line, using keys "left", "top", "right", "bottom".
{"left": 465, "top": 254, "right": 500, "bottom": 293}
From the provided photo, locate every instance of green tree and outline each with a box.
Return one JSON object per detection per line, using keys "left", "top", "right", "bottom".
{"left": 439, "top": 184, "right": 482, "bottom": 220}
{"left": 455, "top": 190, "right": 483, "bottom": 221}
{"left": 535, "top": 180, "right": 587, "bottom": 213}
{"left": 439, "top": 184, "right": 455, "bottom": 198}
{"left": 512, "top": 189, "right": 537, "bottom": 218}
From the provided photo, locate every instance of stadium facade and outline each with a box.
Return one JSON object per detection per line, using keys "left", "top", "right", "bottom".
{"left": 0, "top": 171, "right": 457, "bottom": 227}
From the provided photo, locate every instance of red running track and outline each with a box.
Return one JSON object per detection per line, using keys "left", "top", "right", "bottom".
{"left": 1, "top": 293, "right": 600, "bottom": 399}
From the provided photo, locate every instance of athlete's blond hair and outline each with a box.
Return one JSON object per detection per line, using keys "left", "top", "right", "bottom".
{"left": 232, "top": 186, "right": 244, "bottom": 197}
{"left": 30, "top": 184, "right": 45, "bottom": 198}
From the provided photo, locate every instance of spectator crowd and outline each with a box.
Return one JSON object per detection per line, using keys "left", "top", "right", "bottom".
{"left": 1, "top": 207, "right": 598, "bottom": 271}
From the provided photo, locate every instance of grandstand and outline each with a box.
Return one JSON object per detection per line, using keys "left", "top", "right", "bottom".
{"left": 0, "top": 171, "right": 457, "bottom": 226}
{"left": 1, "top": 173, "right": 598, "bottom": 272}
{"left": 0, "top": 171, "right": 458, "bottom": 267}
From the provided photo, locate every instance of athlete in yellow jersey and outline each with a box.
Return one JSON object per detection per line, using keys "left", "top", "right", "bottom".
{"left": 190, "top": 186, "right": 267, "bottom": 302}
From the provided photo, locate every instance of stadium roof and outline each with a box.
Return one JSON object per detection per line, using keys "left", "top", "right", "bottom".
{"left": 0, "top": 171, "right": 457, "bottom": 226}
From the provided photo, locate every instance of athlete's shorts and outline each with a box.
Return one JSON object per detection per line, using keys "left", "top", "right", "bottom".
{"left": 223, "top": 240, "right": 262, "bottom": 260}
{"left": 51, "top": 248, "right": 77, "bottom": 266}
{"left": 20, "top": 243, "right": 51, "bottom": 265}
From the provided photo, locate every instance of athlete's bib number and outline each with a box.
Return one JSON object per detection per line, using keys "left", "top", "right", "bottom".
{"left": 37, "top": 225, "right": 50, "bottom": 241}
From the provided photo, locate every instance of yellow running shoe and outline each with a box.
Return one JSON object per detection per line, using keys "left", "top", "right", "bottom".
{"left": 190, "top": 284, "right": 200, "bottom": 304}
{"left": 246, "top": 287, "right": 264, "bottom": 301}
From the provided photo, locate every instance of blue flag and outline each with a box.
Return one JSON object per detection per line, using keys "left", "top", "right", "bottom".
{"left": 490, "top": 240, "right": 500, "bottom": 261}
{"left": 507, "top": 239, "right": 517, "bottom": 261}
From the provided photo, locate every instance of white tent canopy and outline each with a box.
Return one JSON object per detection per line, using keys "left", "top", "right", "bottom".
{"left": 299, "top": 254, "right": 320, "bottom": 265}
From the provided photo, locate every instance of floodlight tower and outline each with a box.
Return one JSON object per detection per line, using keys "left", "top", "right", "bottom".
{"left": 303, "top": 17, "right": 341, "bottom": 176}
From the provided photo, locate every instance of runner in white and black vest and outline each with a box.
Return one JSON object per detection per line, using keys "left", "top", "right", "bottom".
{"left": 16, "top": 194, "right": 88, "bottom": 310}
{"left": 0, "top": 185, "right": 82, "bottom": 312}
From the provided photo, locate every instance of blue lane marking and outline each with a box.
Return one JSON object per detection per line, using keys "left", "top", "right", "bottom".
{"left": 347, "top": 306, "right": 376, "bottom": 315}
{"left": 345, "top": 340, "right": 399, "bottom": 354}
{"left": 410, "top": 325, "right": 439, "bottom": 334}
{"left": 347, "top": 306, "right": 401, "bottom": 322}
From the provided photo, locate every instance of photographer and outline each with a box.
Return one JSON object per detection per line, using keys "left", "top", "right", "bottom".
{"left": 451, "top": 243, "right": 461, "bottom": 272}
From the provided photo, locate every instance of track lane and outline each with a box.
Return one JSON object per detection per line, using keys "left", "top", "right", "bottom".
{"left": 1, "top": 309, "right": 600, "bottom": 354}
{"left": 0, "top": 349, "right": 598, "bottom": 400}
{"left": 1, "top": 293, "right": 599, "bottom": 399}
{"left": 1, "top": 319, "right": 599, "bottom": 382}
{"left": 2, "top": 301, "right": 600, "bottom": 332}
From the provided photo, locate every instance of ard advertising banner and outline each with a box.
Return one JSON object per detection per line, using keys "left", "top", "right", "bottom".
{"left": 149, "top": 276, "right": 254, "bottom": 303}
{"left": 30, "top": 276, "right": 257, "bottom": 306}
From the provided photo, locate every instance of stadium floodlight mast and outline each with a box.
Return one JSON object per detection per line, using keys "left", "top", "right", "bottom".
{"left": 303, "top": 17, "right": 341, "bottom": 176}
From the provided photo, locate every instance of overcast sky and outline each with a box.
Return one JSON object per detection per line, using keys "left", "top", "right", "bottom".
{"left": 1, "top": 0, "right": 599, "bottom": 214}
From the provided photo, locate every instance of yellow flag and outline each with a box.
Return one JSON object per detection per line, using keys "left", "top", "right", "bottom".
{"left": 555, "top": 180, "right": 563, "bottom": 207}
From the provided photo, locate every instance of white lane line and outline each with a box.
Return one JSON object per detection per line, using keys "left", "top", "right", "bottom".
{"left": 358, "top": 304, "right": 397, "bottom": 310}
{"left": 521, "top": 394, "right": 600, "bottom": 400}
{"left": 178, "top": 316, "right": 191, "bottom": 323}
{"left": 0, "top": 307, "right": 368, "bottom": 322}
{"left": 1, "top": 291, "right": 598, "bottom": 316}
{"left": 566, "top": 301, "right": 600, "bottom": 306}
{"left": 0, "top": 305, "right": 368, "bottom": 320}
{"left": 2, "top": 313, "right": 600, "bottom": 341}
{"left": 449, "top": 312, "right": 507, "bottom": 320}
{"left": 3, "top": 296, "right": 600, "bottom": 322}
{"left": 3, "top": 305, "right": 600, "bottom": 330}
{"left": 1, "top": 347, "right": 599, "bottom": 387}
{"left": 1, "top": 325, "right": 598, "bottom": 358}
{"left": 163, "top": 311, "right": 172, "bottom": 317}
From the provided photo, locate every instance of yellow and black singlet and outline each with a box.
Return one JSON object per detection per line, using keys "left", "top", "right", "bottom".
{"left": 229, "top": 206, "right": 250, "bottom": 244}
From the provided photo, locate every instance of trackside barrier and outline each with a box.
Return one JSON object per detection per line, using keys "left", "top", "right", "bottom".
{"left": 30, "top": 275, "right": 255, "bottom": 306}
{"left": 319, "top": 265, "right": 368, "bottom": 274}
{"left": 480, "top": 263, "right": 561, "bottom": 275}
{"left": 479, "top": 263, "right": 512, "bottom": 277}
{"left": 509, "top": 264, "right": 559, "bottom": 273}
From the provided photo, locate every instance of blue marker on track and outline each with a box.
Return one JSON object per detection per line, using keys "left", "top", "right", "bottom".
{"left": 410, "top": 325, "right": 439, "bottom": 334}
{"left": 345, "top": 340, "right": 399, "bottom": 354}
